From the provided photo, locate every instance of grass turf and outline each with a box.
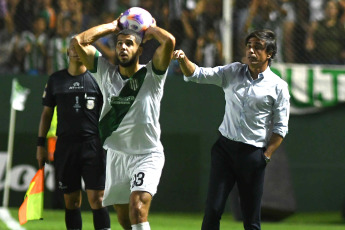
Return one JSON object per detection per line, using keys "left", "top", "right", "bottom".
{"left": 2, "top": 208, "right": 344, "bottom": 230}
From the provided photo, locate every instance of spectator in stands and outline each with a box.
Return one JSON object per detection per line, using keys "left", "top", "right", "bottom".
{"left": 280, "top": 0, "right": 296, "bottom": 63}
{"left": 179, "top": 5, "right": 198, "bottom": 61}
{"left": 194, "top": 0, "right": 222, "bottom": 36}
{"left": 13, "top": 0, "right": 37, "bottom": 33}
{"left": 69, "top": 0, "right": 82, "bottom": 32}
{"left": 93, "top": 13, "right": 117, "bottom": 65}
{"left": 336, "top": 0, "right": 345, "bottom": 26}
{"left": 161, "top": 1, "right": 198, "bottom": 74}
{"left": 232, "top": 0, "right": 252, "bottom": 62}
{"left": 305, "top": 0, "right": 345, "bottom": 64}
{"left": 292, "top": 0, "right": 310, "bottom": 63}
{"left": 139, "top": 0, "right": 160, "bottom": 22}
{"left": 19, "top": 16, "right": 48, "bottom": 75}
{"left": 47, "top": 17, "right": 74, "bottom": 75}
{"left": 195, "top": 26, "right": 223, "bottom": 67}
{"left": 39, "top": 0, "right": 56, "bottom": 36}
{"left": 244, "top": 0, "right": 287, "bottom": 63}
{"left": 115, "top": 0, "right": 132, "bottom": 19}
{"left": 0, "top": 0, "right": 21, "bottom": 74}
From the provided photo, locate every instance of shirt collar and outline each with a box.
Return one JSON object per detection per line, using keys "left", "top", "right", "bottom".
{"left": 245, "top": 65, "right": 271, "bottom": 81}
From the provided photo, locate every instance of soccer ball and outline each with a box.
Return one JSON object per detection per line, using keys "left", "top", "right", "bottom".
{"left": 119, "top": 7, "right": 153, "bottom": 38}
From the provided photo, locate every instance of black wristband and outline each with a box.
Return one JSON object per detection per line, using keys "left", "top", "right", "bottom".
{"left": 37, "top": 137, "right": 46, "bottom": 147}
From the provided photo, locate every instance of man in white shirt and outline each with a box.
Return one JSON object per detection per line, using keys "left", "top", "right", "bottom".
{"left": 173, "top": 29, "right": 290, "bottom": 230}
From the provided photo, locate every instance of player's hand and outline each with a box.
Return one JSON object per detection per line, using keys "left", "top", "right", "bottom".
{"left": 173, "top": 49, "right": 186, "bottom": 62}
{"left": 142, "top": 18, "right": 157, "bottom": 43}
{"left": 36, "top": 146, "right": 48, "bottom": 169}
{"left": 151, "top": 18, "right": 157, "bottom": 27}
{"left": 112, "top": 14, "right": 122, "bottom": 33}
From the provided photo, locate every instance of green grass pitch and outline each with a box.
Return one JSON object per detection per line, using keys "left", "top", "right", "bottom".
{"left": 2, "top": 208, "right": 344, "bottom": 230}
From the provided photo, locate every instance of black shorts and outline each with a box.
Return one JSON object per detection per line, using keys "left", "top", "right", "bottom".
{"left": 54, "top": 136, "right": 106, "bottom": 193}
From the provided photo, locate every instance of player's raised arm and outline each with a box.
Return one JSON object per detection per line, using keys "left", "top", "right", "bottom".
{"left": 72, "top": 18, "right": 121, "bottom": 70}
{"left": 173, "top": 49, "right": 196, "bottom": 77}
{"left": 143, "top": 23, "right": 175, "bottom": 72}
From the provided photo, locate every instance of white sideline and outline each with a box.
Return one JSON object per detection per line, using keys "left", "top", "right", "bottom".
{"left": 0, "top": 207, "right": 25, "bottom": 230}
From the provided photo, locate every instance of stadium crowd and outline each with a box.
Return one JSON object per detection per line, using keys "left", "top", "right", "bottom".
{"left": 1, "top": 0, "right": 345, "bottom": 76}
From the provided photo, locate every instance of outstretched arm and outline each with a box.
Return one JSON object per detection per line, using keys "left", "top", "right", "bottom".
{"left": 72, "top": 18, "right": 121, "bottom": 70}
{"left": 173, "top": 49, "right": 196, "bottom": 77}
{"left": 143, "top": 24, "right": 175, "bottom": 72}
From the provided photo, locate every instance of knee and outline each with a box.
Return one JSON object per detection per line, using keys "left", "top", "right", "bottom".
{"left": 87, "top": 190, "right": 104, "bottom": 209}
{"left": 65, "top": 199, "right": 81, "bottom": 209}
{"left": 64, "top": 192, "right": 82, "bottom": 209}
{"left": 89, "top": 196, "right": 103, "bottom": 209}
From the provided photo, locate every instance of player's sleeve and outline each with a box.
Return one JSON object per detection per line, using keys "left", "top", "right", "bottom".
{"left": 89, "top": 50, "right": 108, "bottom": 84}
{"left": 42, "top": 76, "right": 56, "bottom": 108}
{"left": 152, "top": 61, "right": 167, "bottom": 77}
{"left": 272, "top": 82, "right": 290, "bottom": 138}
{"left": 148, "top": 61, "right": 168, "bottom": 90}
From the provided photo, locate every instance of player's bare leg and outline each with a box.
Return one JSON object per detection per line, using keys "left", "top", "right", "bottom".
{"left": 64, "top": 190, "right": 82, "bottom": 229}
{"left": 64, "top": 190, "right": 82, "bottom": 209}
{"left": 129, "top": 191, "right": 152, "bottom": 230}
{"left": 114, "top": 204, "right": 131, "bottom": 230}
{"left": 87, "top": 189, "right": 111, "bottom": 230}
{"left": 86, "top": 189, "right": 104, "bottom": 209}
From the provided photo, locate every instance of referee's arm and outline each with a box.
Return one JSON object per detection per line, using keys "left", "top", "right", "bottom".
{"left": 36, "top": 106, "right": 54, "bottom": 169}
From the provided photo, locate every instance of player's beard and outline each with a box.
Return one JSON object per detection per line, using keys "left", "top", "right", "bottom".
{"left": 116, "top": 50, "right": 140, "bottom": 67}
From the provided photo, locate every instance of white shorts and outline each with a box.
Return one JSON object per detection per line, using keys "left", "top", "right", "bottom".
{"left": 102, "top": 149, "right": 165, "bottom": 206}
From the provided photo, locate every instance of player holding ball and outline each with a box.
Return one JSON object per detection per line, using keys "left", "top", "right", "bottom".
{"left": 72, "top": 7, "right": 175, "bottom": 230}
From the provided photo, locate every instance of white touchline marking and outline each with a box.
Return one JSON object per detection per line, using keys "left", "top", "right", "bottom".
{"left": 0, "top": 207, "right": 26, "bottom": 230}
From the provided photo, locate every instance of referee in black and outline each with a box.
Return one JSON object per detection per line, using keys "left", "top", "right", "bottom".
{"left": 36, "top": 40, "right": 110, "bottom": 230}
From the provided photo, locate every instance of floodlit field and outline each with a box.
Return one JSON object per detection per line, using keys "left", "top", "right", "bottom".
{"left": 0, "top": 208, "right": 343, "bottom": 230}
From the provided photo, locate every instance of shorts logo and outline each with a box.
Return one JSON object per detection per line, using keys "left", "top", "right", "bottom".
{"left": 58, "top": 181, "right": 67, "bottom": 190}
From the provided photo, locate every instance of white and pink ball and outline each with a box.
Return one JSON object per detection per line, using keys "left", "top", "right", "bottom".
{"left": 119, "top": 7, "right": 153, "bottom": 38}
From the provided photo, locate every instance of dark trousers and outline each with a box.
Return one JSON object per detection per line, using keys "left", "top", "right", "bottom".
{"left": 201, "top": 135, "right": 267, "bottom": 230}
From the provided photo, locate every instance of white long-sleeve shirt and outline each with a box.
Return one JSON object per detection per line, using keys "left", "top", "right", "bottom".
{"left": 184, "top": 62, "right": 290, "bottom": 148}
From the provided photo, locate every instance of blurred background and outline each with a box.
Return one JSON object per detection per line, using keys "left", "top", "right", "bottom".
{"left": 0, "top": 0, "right": 345, "bottom": 221}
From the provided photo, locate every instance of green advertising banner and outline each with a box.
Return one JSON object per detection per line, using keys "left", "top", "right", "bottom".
{"left": 271, "top": 63, "right": 345, "bottom": 114}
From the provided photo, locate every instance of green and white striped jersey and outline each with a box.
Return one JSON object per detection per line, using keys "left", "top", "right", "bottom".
{"left": 48, "top": 36, "right": 71, "bottom": 72}
{"left": 91, "top": 51, "right": 167, "bottom": 155}
{"left": 20, "top": 31, "right": 48, "bottom": 73}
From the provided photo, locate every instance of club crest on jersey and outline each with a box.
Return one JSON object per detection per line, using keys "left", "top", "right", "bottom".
{"left": 86, "top": 96, "right": 96, "bottom": 110}
{"left": 129, "top": 78, "right": 139, "bottom": 91}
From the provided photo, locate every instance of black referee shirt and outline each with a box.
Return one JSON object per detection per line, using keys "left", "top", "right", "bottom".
{"left": 43, "top": 69, "right": 103, "bottom": 138}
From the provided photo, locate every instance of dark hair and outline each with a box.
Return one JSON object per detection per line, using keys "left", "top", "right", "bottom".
{"left": 245, "top": 29, "right": 277, "bottom": 66}
{"left": 115, "top": 29, "right": 143, "bottom": 45}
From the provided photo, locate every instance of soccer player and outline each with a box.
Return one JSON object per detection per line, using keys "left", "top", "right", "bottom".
{"left": 36, "top": 41, "right": 110, "bottom": 230}
{"left": 72, "top": 16, "right": 175, "bottom": 230}
{"left": 173, "top": 29, "right": 290, "bottom": 230}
